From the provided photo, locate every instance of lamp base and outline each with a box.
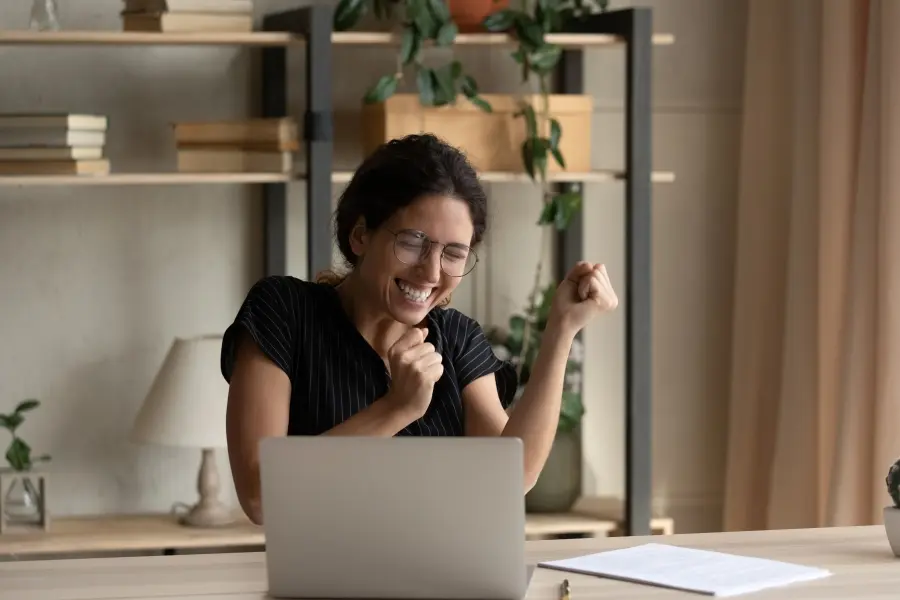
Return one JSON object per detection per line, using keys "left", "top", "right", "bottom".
{"left": 177, "top": 447, "right": 236, "bottom": 528}
{"left": 178, "top": 500, "right": 236, "bottom": 528}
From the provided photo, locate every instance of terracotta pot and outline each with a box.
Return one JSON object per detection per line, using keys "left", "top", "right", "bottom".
{"left": 447, "top": 0, "right": 511, "bottom": 33}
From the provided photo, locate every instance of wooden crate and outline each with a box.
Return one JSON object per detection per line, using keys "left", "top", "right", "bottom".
{"left": 361, "top": 94, "right": 593, "bottom": 174}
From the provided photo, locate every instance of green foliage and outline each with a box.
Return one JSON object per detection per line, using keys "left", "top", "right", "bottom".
{"left": 0, "top": 399, "right": 50, "bottom": 472}
{"left": 887, "top": 457, "right": 900, "bottom": 508}
{"left": 334, "top": 0, "right": 492, "bottom": 111}
{"left": 488, "top": 284, "right": 585, "bottom": 434}
{"left": 482, "top": 0, "right": 610, "bottom": 221}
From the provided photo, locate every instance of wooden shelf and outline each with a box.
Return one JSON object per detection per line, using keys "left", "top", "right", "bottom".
{"left": 334, "top": 170, "right": 676, "bottom": 184}
{"left": 331, "top": 31, "right": 676, "bottom": 47}
{"left": 0, "top": 30, "right": 673, "bottom": 48}
{"left": 0, "top": 170, "right": 674, "bottom": 186}
{"left": 0, "top": 30, "right": 298, "bottom": 47}
{"left": 0, "top": 173, "right": 292, "bottom": 186}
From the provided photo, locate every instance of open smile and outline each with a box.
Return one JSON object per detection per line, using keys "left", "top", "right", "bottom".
{"left": 395, "top": 279, "right": 435, "bottom": 305}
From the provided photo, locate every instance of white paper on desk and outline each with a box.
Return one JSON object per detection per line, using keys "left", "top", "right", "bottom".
{"left": 537, "top": 543, "right": 832, "bottom": 597}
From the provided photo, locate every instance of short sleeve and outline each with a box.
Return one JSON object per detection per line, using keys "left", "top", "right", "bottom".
{"left": 221, "top": 276, "right": 301, "bottom": 383}
{"left": 448, "top": 310, "right": 519, "bottom": 409}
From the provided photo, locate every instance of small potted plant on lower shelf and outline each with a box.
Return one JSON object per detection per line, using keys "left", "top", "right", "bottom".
{"left": 884, "top": 458, "right": 900, "bottom": 556}
{"left": 488, "top": 283, "right": 585, "bottom": 513}
{"left": 0, "top": 399, "right": 51, "bottom": 532}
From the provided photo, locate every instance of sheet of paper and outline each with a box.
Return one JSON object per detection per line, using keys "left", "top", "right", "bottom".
{"left": 538, "top": 543, "right": 832, "bottom": 597}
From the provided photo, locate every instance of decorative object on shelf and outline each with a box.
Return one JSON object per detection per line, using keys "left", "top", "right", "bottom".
{"left": 173, "top": 118, "right": 297, "bottom": 173}
{"left": 884, "top": 457, "right": 900, "bottom": 556}
{"left": 448, "top": 0, "right": 509, "bottom": 33}
{"left": 361, "top": 93, "right": 591, "bottom": 173}
{"left": 120, "top": 0, "right": 254, "bottom": 32}
{"left": 0, "top": 399, "right": 51, "bottom": 533}
{"left": 0, "top": 113, "right": 109, "bottom": 176}
{"left": 29, "top": 0, "right": 60, "bottom": 31}
{"left": 131, "top": 335, "right": 235, "bottom": 528}
{"left": 488, "top": 287, "right": 585, "bottom": 513}
{"left": 333, "top": 0, "right": 492, "bottom": 111}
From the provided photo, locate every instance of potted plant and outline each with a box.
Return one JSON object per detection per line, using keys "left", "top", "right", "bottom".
{"left": 488, "top": 282, "right": 585, "bottom": 513}
{"left": 333, "top": 0, "right": 492, "bottom": 110}
{"left": 0, "top": 399, "right": 51, "bottom": 528}
{"left": 884, "top": 458, "right": 900, "bottom": 556}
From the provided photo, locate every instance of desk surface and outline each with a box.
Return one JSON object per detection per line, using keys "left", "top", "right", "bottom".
{"left": 0, "top": 525, "right": 895, "bottom": 599}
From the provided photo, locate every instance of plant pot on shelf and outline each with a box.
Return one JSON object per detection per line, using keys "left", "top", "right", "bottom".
{"left": 0, "top": 468, "right": 49, "bottom": 534}
{"left": 447, "top": 0, "right": 510, "bottom": 33}
{"left": 361, "top": 94, "right": 593, "bottom": 174}
{"left": 526, "top": 427, "right": 582, "bottom": 513}
{"left": 884, "top": 506, "right": 900, "bottom": 557}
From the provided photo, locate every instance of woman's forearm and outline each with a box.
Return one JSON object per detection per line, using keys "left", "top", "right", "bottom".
{"left": 501, "top": 319, "right": 576, "bottom": 489}
{"left": 323, "top": 398, "right": 418, "bottom": 437}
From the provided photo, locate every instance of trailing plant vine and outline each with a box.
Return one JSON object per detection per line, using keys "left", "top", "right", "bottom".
{"left": 0, "top": 399, "right": 50, "bottom": 472}
{"left": 481, "top": 0, "right": 609, "bottom": 402}
{"left": 333, "top": 0, "right": 492, "bottom": 111}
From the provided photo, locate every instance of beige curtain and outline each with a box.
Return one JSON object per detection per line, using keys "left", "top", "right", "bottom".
{"left": 724, "top": 0, "right": 900, "bottom": 531}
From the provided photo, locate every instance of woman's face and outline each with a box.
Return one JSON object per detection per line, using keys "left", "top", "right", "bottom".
{"left": 351, "top": 194, "right": 476, "bottom": 326}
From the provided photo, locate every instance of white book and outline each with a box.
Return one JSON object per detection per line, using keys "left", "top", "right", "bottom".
{"left": 538, "top": 543, "right": 832, "bottom": 597}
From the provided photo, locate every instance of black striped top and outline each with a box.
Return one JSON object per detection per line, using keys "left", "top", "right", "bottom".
{"left": 220, "top": 276, "right": 518, "bottom": 436}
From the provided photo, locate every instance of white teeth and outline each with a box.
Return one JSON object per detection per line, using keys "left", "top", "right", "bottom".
{"left": 397, "top": 280, "right": 433, "bottom": 304}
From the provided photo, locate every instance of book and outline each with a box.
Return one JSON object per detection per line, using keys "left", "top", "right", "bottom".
{"left": 173, "top": 118, "right": 298, "bottom": 150}
{"left": 121, "top": 11, "right": 253, "bottom": 32}
{"left": 0, "top": 159, "right": 110, "bottom": 175}
{"left": 176, "top": 148, "right": 292, "bottom": 173}
{"left": 538, "top": 543, "right": 832, "bottom": 597}
{"left": 122, "top": 0, "right": 253, "bottom": 14}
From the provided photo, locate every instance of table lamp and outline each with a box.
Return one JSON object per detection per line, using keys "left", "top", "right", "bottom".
{"left": 131, "top": 334, "right": 234, "bottom": 528}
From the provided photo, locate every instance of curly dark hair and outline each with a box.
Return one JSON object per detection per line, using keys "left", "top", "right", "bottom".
{"left": 328, "top": 134, "right": 488, "bottom": 276}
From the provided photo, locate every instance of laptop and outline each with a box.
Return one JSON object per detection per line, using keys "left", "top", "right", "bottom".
{"left": 259, "top": 436, "right": 530, "bottom": 599}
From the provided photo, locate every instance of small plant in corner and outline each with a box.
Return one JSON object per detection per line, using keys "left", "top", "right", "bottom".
{"left": 0, "top": 399, "right": 51, "bottom": 472}
{"left": 333, "top": 0, "right": 493, "bottom": 111}
{"left": 886, "top": 457, "right": 900, "bottom": 509}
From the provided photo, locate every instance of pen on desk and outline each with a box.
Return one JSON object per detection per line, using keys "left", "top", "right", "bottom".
{"left": 559, "top": 579, "right": 570, "bottom": 600}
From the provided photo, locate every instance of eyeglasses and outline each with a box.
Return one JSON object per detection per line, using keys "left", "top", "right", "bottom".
{"left": 387, "top": 229, "right": 478, "bottom": 277}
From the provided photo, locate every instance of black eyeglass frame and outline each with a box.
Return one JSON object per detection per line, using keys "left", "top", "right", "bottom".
{"left": 385, "top": 228, "right": 479, "bottom": 278}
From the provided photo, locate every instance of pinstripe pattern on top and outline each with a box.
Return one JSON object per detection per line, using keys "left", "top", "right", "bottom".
{"left": 220, "top": 276, "right": 518, "bottom": 436}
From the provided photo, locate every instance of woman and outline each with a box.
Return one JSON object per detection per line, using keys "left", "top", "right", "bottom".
{"left": 222, "top": 134, "right": 618, "bottom": 525}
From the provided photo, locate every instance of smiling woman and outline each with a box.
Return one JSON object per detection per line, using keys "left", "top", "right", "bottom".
{"left": 220, "top": 134, "right": 618, "bottom": 525}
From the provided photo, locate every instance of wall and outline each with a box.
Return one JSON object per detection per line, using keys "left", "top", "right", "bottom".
{"left": 0, "top": 0, "right": 745, "bottom": 532}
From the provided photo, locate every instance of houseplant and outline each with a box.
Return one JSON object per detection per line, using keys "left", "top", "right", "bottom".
{"left": 884, "top": 457, "right": 900, "bottom": 556}
{"left": 488, "top": 281, "right": 585, "bottom": 512}
{"left": 333, "top": 0, "right": 493, "bottom": 111}
{"left": 0, "top": 399, "right": 51, "bottom": 526}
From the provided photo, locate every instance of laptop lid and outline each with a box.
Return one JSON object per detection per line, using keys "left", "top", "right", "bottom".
{"left": 259, "top": 436, "right": 527, "bottom": 600}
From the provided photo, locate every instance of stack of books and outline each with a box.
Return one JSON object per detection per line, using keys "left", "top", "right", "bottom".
{"left": 0, "top": 113, "right": 110, "bottom": 176}
{"left": 173, "top": 118, "right": 297, "bottom": 174}
{"left": 121, "top": 0, "right": 254, "bottom": 32}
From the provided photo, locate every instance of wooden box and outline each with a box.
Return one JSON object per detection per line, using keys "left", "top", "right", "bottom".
{"left": 361, "top": 94, "right": 593, "bottom": 174}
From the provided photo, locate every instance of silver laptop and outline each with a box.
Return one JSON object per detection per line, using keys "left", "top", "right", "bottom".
{"left": 259, "top": 436, "right": 529, "bottom": 599}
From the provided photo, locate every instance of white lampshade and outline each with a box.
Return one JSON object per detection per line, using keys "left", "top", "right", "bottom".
{"left": 131, "top": 334, "right": 229, "bottom": 449}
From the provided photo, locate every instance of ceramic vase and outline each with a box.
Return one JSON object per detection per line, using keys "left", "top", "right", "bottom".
{"left": 447, "top": 0, "right": 510, "bottom": 33}
{"left": 884, "top": 506, "right": 900, "bottom": 557}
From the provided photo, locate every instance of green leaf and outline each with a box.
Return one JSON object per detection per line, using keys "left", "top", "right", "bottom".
{"left": 506, "top": 315, "right": 526, "bottom": 354}
{"left": 410, "top": 0, "right": 440, "bottom": 38}
{"left": 432, "top": 63, "right": 458, "bottom": 106}
{"left": 363, "top": 74, "right": 400, "bottom": 104}
{"left": 513, "top": 17, "right": 545, "bottom": 51}
{"left": 373, "top": 0, "right": 397, "bottom": 19}
{"left": 483, "top": 9, "right": 517, "bottom": 32}
{"left": 6, "top": 437, "right": 31, "bottom": 471}
{"left": 427, "top": 0, "right": 450, "bottom": 20}
{"left": 15, "top": 399, "right": 39, "bottom": 413}
{"left": 518, "top": 103, "right": 538, "bottom": 138}
{"left": 551, "top": 147, "right": 565, "bottom": 169}
{"left": 333, "top": 0, "right": 367, "bottom": 31}
{"left": 3, "top": 412, "right": 23, "bottom": 432}
{"left": 417, "top": 67, "right": 437, "bottom": 105}
{"left": 558, "top": 391, "right": 585, "bottom": 433}
{"left": 549, "top": 118, "right": 562, "bottom": 150}
{"left": 436, "top": 21, "right": 458, "bottom": 46}
{"left": 461, "top": 75, "right": 493, "bottom": 112}
{"left": 400, "top": 26, "right": 421, "bottom": 65}
{"left": 552, "top": 191, "right": 582, "bottom": 230}
{"left": 468, "top": 95, "right": 493, "bottom": 112}
{"left": 529, "top": 43, "right": 562, "bottom": 73}
{"left": 537, "top": 200, "right": 557, "bottom": 226}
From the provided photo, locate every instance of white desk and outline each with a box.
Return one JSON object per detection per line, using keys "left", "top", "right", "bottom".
{"left": 0, "top": 525, "right": 895, "bottom": 599}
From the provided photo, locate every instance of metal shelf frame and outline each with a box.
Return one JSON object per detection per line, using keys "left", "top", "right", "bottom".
{"left": 261, "top": 5, "right": 653, "bottom": 537}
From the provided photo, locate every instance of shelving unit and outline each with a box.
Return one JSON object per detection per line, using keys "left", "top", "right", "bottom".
{"left": 0, "top": 3, "right": 670, "bottom": 538}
